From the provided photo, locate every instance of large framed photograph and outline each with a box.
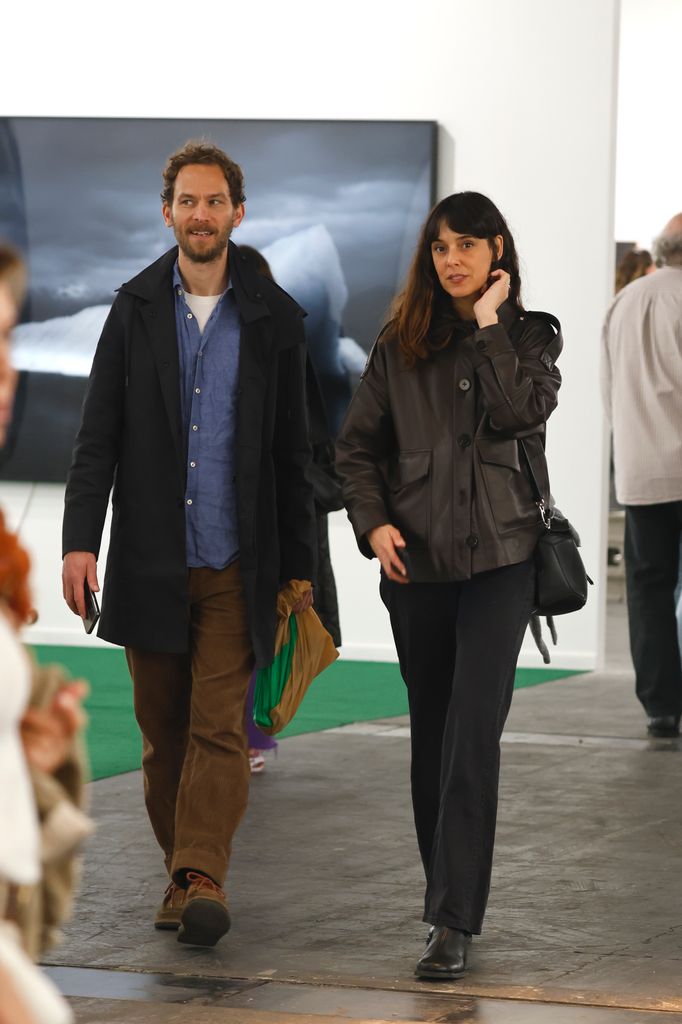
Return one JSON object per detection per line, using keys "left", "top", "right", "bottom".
{"left": 0, "top": 116, "right": 437, "bottom": 481}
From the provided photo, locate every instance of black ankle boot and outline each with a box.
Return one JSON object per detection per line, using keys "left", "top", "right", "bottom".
{"left": 415, "top": 925, "right": 471, "bottom": 979}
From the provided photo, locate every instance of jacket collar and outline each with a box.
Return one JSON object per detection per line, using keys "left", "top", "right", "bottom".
{"left": 228, "top": 240, "right": 274, "bottom": 323}
{"left": 118, "top": 247, "right": 177, "bottom": 301}
{"left": 498, "top": 300, "right": 518, "bottom": 333}
{"left": 446, "top": 299, "right": 518, "bottom": 337}
{"left": 118, "top": 241, "right": 272, "bottom": 323}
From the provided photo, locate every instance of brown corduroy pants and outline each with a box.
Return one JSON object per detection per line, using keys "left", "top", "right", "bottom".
{"left": 125, "top": 561, "right": 254, "bottom": 886}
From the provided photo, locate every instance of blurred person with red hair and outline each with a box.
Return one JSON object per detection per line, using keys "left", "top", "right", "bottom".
{"left": 0, "top": 513, "right": 77, "bottom": 1023}
{"left": 0, "top": 243, "right": 87, "bottom": 1024}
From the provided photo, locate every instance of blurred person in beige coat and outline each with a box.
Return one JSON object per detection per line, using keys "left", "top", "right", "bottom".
{"left": 601, "top": 213, "right": 682, "bottom": 738}
{"left": 1, "top": 245, "right": 90, "bottom": 1024}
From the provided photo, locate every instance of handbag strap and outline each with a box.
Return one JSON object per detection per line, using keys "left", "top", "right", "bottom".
{"left": 519, "top": 439, "right": 552, "bottom": 529}
{"left": 507, "top": 311, "right": 559, "bottom": 531}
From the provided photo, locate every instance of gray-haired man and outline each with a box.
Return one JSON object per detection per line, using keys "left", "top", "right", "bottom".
{"left": 601, "top": 214, "right": 682, "bottom": 737}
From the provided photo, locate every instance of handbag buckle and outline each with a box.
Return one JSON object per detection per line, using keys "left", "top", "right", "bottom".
{"left": 537, "top": 499, "right": 553, "bottom": 530}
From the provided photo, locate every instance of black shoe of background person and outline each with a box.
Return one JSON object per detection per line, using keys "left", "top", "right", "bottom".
{"left": 647, "top": 715, "right": 681, "bottom": 738}
{"left": 415, "top": 925, "right": 471, "bottom": 979}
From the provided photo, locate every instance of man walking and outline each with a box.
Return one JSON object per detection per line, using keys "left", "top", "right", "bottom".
{"left": 62, "top": 142, "right": 317, "bottom": 945}
{"left": 601, "top": 213, "right": 682, "bottom": 737}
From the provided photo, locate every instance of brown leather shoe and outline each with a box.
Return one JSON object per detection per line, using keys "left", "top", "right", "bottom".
{"left": 154, "top": 882, "right": 186, "bottom": 930}
{"left": 177, "top": 871, "right": 231, "bottom": 947}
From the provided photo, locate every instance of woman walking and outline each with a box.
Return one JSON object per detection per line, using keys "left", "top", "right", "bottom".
{"left": 336, "top": 192, "right": 562, "bottom": 979}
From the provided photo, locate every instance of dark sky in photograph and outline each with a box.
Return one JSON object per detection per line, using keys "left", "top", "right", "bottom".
{"left": 3, "top": 117, "right": 434, "bottom": 345}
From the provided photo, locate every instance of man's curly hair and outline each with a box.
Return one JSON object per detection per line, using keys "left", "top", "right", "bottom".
{"left": 161, "top": 140, "right": 245, "bottom": 208}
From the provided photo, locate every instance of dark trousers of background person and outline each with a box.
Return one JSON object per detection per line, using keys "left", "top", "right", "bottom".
{"left": 625, "top": 501, "right": 682, "bottom": 719}
{"left": 126, "top": 560, "right": 254, "bottom": 887}
{"left": 380, "top": 559, "right": 535, "bottom": 935}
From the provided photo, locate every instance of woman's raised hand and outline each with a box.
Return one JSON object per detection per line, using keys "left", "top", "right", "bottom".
{"left": 367, "top": 524, "right": 410, "bottom": 584}
{"left": 473, "top": 268, "right": 511, "bottom": 328}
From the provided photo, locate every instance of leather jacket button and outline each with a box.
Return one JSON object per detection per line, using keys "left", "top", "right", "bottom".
{"left": 466, "top": 533, "right": 479, "bottom": 549}
{"left": 476, "top": 339, "right": 487, "bottom": 352}
{"left": 458, "top": 378, "right": 471, "bottom": 391}
{"left": 457, "top": 434, "right": 472, "bottom": 448}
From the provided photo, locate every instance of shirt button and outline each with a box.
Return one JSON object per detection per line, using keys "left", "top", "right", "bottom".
{"left": 186, "top": 499, "right": 193, "bottom": 506}
{"left": 190, "top": 461, "right": 196, "bottom": 468}
{"left": 458, "top": 434, "right": 472, "bottom": 448}
{"left": 476, "top": 339, "right": 487, "bottom": 352}
{"left": 187, "top": 313, "right": 193, "bottom": 320}
{"left": 458, "top": 378, "right": 471, "bottom": 391}
{"left": 466, "top": 533, "right": 479, "bottom": 548}
{"left": 177, "top": 287, "right": 183, "bottom": 296}
{"left": 192, "top": 424, "right": 198, "bottom": 431}
{"left": 195, "top": 387, "right": 201, "bottom": 394}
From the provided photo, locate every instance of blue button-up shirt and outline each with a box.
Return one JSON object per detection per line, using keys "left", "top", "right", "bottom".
{"left": 173, "top": 262, "right": 242, "bottom": 569}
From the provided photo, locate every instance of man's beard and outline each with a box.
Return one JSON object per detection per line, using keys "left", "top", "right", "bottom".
{"left": 174, "top": 223, "right": 232, "bottom": 264}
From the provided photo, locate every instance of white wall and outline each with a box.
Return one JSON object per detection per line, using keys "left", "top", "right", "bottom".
{"left": 616, "top": 0, "right": 682, "bottom": 246}
{"left": 0, "top": 0, "right": 620, "bottom": 668}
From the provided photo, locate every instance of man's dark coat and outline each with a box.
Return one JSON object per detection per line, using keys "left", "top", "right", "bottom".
{"left": 63, "top": 242, "right": 317, "bottom": 668}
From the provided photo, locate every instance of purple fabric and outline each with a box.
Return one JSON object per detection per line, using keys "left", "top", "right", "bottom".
{"left": 245, "top": 671, "right": 278, "bottom": 751}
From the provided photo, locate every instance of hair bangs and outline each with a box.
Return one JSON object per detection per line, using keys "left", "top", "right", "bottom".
{"left": 428, "top": 193, "right": 499, "bottom": 245}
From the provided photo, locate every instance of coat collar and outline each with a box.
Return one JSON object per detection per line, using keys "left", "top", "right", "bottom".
{"left": 445, "top": 299, "right": 519, "bottom": 338}
{"left": 497, "top": 300, "right": 518, "bottom": 333}
{"left": 118, "top": 247, "right": 177, "bottom": 302}
{"left": 117, "top": 242, "right": 279, "bottom": 488}
{"left": 119, "top": 241, "right": 273, "bottom": 324}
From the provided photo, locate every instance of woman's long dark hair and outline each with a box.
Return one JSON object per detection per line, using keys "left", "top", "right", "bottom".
{"left": 390, "top": 192, "right": 524, "bottom": 368}
{"left": 615, "top": 248, "right": 652, "bottom": 292}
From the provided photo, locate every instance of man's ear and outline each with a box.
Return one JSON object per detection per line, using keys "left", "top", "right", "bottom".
{"left": 162, "top": 203, "right": 173, "bottom": 228}
{"left": 232, "top": 203, "right": 245, "bottom": 230}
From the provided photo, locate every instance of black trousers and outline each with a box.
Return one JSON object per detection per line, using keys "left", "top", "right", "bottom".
{"left": 624, "top": 502, "right": 682, "bottom": 718}
{"left": 380, "top": 559, "right": 535, "bottom": 935}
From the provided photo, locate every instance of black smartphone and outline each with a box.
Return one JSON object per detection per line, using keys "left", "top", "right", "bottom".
{"left": 398, "top": 546, "right": 413, "bottom": 581}
{"left": 82, "top": 581, "right": 101, "bottom": 635}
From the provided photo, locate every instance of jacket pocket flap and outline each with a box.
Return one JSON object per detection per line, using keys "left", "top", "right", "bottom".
{"left": 477, "top": 438, "right": 520, "bottom": 471}
{"left": 394, "top": 450, "right": 431, "bottom": 488}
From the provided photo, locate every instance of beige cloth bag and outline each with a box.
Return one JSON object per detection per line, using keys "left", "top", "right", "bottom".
{"left": 254, "top": 580, "right": 338, "bottom": 735}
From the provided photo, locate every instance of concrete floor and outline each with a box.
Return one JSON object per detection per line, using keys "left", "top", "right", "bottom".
{"left": 42, "top": 601, "right": 682, "bottom": 1023}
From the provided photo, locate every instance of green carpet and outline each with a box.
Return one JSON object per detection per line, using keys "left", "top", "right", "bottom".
{"left": 29, "top": 646, "right": 583, "bottom": 781}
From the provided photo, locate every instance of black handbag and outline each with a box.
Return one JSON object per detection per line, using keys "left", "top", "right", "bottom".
{"left": 519, "top": 440, "right": 593, "bottom": 616}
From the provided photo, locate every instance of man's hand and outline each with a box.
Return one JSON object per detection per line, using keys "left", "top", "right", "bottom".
{"left": 367, "top": 524, "right": 410, "bottom": 583}
{"left": 62, "top": 551, "right": 99, "bottom": 618}
{"left": 291, "top": 588, "right": 314, "bottom": 614}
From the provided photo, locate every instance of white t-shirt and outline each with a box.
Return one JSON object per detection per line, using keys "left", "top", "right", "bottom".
{"left": 185, "top": 292, "right": 222, "bottom": 334}
{"left": 0, "top": 613, "right": 40, "bottom": 886}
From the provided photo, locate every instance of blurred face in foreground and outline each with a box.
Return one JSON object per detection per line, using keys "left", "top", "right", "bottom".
{"left": 0, "top": 282, "right": 18, "bottom": 447}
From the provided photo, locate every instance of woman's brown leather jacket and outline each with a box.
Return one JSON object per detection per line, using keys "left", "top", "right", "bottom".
{"left": 335, "top": 301, "right": 562, "bottom": 582}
